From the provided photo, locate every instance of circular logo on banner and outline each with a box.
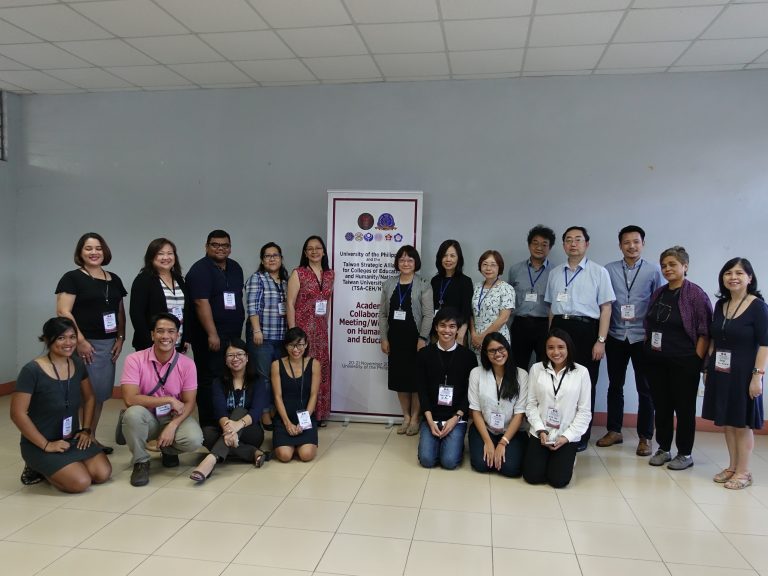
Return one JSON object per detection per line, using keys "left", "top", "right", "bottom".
{"left": 344, "top": 232, "right": 354, "bottom": 241}
{"left": 357, "top": 212, "right": 374, "bottom": 230}
{"left": 376, "top": 213, "right": 396, "bottom": 230}
{"left": 354, "top": 232, "right": 364, "bottom": 241}
{"left": 364, "top": 233, "right": 373, "bottom": 242}
{"left": 394, "top": 233, "right": 403, "bottom": 242}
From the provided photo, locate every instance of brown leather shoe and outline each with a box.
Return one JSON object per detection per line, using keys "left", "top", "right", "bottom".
{"left": 596, "top": 431, "right": 624, "bottom": 447}
{"left": 636, "top": 438, "right": 652, "bottom": 457}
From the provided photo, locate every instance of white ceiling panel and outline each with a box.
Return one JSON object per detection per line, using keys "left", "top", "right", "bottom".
{"left": 71, "top": 0, "right": 188, "bottom": 37}
{"left": 440, "top": 0, "right": 532, "bottom": 20}
{"left": 443, "top": 18, "right": 528, "bottom": 51}
{"left": 0, "top": 43, "right": 91, "bottom": 68}
{"left": 634, "top": 0, "right": 726, "bottom": 7}
{"left": 449, "top": 49, "right": 523, "bottom": 74}
{"left": 0, "top": 52, "right": 29, "bottom": 70}
{"left": 676, "top": 38, "right": 768, "bottom": 66}
{"left": 155, "top": 0, "right": 267, "bottom": 33}
{"left": 106, "top": 64, "right": 192, "bottom": 86}
{"left": 236, "top": 58, "right": 315, "bottom": 82}
{"left": 46, "top": 67, "right": 133, "bottom": 88}
{"left": 702, "top": 4, "right": 768, "bottom": 40}
{"left": 0, "top": 4, "right": 112, "bottom": 41}
{"left": 599, "top": 41, "right": 689, "bottom": 68}
{"left": 536, "top": 0, "right": 630, "bottom": 15}
{"left": 248, "top": 0, "right": 350, "bottom": 28}
{"left": 303, "top": 54, "right": 380, "bottom": 80}
{"left": 57, "top": 39, "right": 157, "bottom": 66}
{"left": 345, "top": 0, "right": 438, "bottom": 23}
{"left": 525, "top": 45, "right": 605, "bottom": 71}
{"left": 169, "top": 61, "right": 252, "bottom": 84}
{"left": 201, "top": 31, "right": 293, "bottom": 61}
{"left": 614, "top": 7, "right": 721, "bottom": 42}
{"left": 0, "top": 69, "right": 77, "bottom": 89}
{"left": 278, "top": 26, "right": 367, "bottom": 57}
{"left": 530, "top": 12, "right": 623, "bottom": 47}
{"left": 359, "top": 22, "right": 444, "bottom": 54}
{"left": 0, "top": 19, "right": 41, "bottom": 43}
{"left": 127, "top": 36, "right": 224, "bottom": 64}
{"left": 0, "top": 0, "right": 56, "bottom": 6}
{"left": 375, "top": 52, "right": 448, "bottom": 77}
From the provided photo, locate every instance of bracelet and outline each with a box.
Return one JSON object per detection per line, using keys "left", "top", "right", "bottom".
{"left": 253, "top": 330, "right": 262, "bottom": 334}
{"left": 43, "top": 441, "right": 49, "bottom": 451}
{"left": 117, "top": 335, "right": 125, "bottom": 340}
{"left": 753, "top": 368, "right": 766, "bottom": 375}
{"left": 79, "top": 427, "right": 92, "bottom": 434}
{"left": 240, "top": 418, "right": 247, "bottom": 427}
{"left": 499, "top": 436, "right": 510, "bottom": 446}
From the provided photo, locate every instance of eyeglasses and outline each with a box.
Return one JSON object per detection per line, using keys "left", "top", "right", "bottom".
{"left": 225, "top": 352, "right": 247, "bottom": 360}
{"left": 486, "top": 347, "right": 507, "bottom": 357}
{"left": 287, "top": 342, "right": 307, "bottom": 349}
{"left": 208, "top": 242, "right": 231, "bottom": 249}
{"left": 263, "top": 253, "right": 281, "bottom": 260}
{"left": 530, "top": 241, "right": 550, "bottom": 249}
{"left": 564, "top": 238, "right": 585, "bottom": 245}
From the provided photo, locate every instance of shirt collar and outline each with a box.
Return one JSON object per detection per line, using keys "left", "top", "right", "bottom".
{"left": 528, "top": 258, "right": 549, "bottom": 270}
{"left": 437, "top": 341, "right": 458, "bottom": 352}
{"left": 623, "top": 258, "right": 644, "bottom": 271}
{"left": 149, "top": 346, "right": 175, "bottom": 366}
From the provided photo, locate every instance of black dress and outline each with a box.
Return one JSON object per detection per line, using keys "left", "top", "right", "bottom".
{"left": 703, "top": 299, "right": 768, "bottom": 429}
{"left": 387, "top": 286, "right": 419, "bottom": 393}
{"left": 273, "top": 358, "right": 319, "bottom": 447}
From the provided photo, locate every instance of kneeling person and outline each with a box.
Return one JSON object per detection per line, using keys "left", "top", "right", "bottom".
{"left": 417, "top": 308, "right": 477, "bottom": 469}
{"left": 121, "top": 313, "right": 204, "bottom": 486}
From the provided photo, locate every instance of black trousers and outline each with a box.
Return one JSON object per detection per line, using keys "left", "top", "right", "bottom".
{"left": 510, "top": 316, "right": 549, "bottom": 369}
{"left": 605, "top": 336, "right": 655, "bottom": 439}
{"left": 550, "top": 316, "right": 599, "bottom": 442}
{"left": 191, "top": 332, "right": 240, "bottom": 427}
{"left": 523, "top": 435, "right": 579, "bottom": 488}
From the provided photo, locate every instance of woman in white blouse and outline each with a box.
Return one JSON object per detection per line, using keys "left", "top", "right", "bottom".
{"left": 524, "top": 328, "right": 591, "bottom": 488}
{"left": 468, "top": 333, "right": 529, "bottom": 477}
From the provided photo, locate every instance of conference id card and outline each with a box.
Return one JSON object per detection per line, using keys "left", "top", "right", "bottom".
{"left": 489, "top": 411, "right": 505, "bottom": 432}
{"left": 223, "top": 292, "right": 237, "bottom": 310}
{"left": 315, "top": 300, "right": 327, "bottom": 316}
{"left": 525, "top": 292, "right": 538, "bottom": 303}
{"left": 393, "top": 310, "right": 407, "bottom": 321}
{"left": 437, "top": 385, "right": 454, "bottom": 406}
{"left": 277, "top": 302, "right": 286, "bottom": 316}
{"left": 62, "top": 415, "right": 73, "bottom": 438}
{"left": 103, "top": 312, "right": 117, "bottom": 333}
{"left": 651, "top": 332, "right": 662, "bottom": 351}
{"left": 556, "top": 292, "right": 569, "bottom": 303}
{"left": 621, "top": 304, "right": 636, "bottom": 320}
{"left": 545, "top": 407, "right": 561, "bottom": 428}
{"left": 170, "top": 306, "right": 183, "bottom": 321}
{"left": 155, "top": 403, "right": 172, "bottom": 416}
{"left": 715, "top": 350, "right": 732, "bottom": 373}
{"left": 297, "top": 410, "right": 313, "bottom": 430}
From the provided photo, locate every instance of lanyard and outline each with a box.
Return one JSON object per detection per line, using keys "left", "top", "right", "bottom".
{"left": 494, "top": 371, "right": 504, "bottom": 404}
{"left": 48, "top": 354, "right": 71, "bottom": 410}
{"left": 622, "top": 260, "right": 643, "bottom": 298}
{"left": 287, "top": 358, "right": 307, "bottom": 410}
{"left": 82, "top": 267, "right": 110, "bottom": 304}
{"left": 527, "top": 262, "right": 545, "bottom": 291}
{"left": 477, "top": 278, "right": 498, "bottom": 313}
{"left": 311, "top": 268, "right": 324, "bottom": 293}
{"left": 722, "top": 294, "right": 748, "bottom": 336}
{"left": 397, "top": 282, "right": 413, "bottom": 310}
{"left": 549, "top": 370, "right": 567, "bottom": 398}
{"left": 563, "top": 266, "right": 583, "bottom": 291}
{"left": 438, "top": 277, "right": 452, "bottom": 305}
{"left": 151, "top": 352, "right": 179, "bottom": 395}
{"left": 436, "top": 347, "right": 456, "bottom": 386}
{"left": 159, "top": 274, "right": 176, "bottom": 296}
{"left": 270, "top": 274, "right": 285, "bottom": 302}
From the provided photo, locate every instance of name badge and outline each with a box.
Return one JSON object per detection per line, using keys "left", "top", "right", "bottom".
{"left": 315, "top": 300, "right": 328, "bottom": 316}
{"left": 525, "top": 292, "right": 538, "bottom": 303}
{"left": 434, "top": 308, "right": 440, "bottom": 315}
{"left": 651, "top": 331, "right": 662, "bottom": 351}
{"left": 545, "top": 407, "right": 561, "bottom": 429}
{"left": 715, "top": 350, "right": 732, "bottom": 373}
{"left": 621, "top": 304, "right": 636, "bottom": 320}
{"left": 393, "top": 309, "right": 407, "bottom": 321}
{"left": 223, "top": 292, "right": 237, "bottom": 310}
{"left": 170, "top": 306, "right": 183, "bottom": 321}
{"left": 277, "top": 302, "right": 287, "bottom": 316}
{"left": 297, "top": 410, "right": 313, "bottom": 430}
{"left": 62, "top": 415, "right": 73, "bottom": 438}
{"left": 556, "top": 292, "right": 569, "bottom": 303}
{"left": 489, "top": 411, "right": 505, "bottom": 432}
{"left": 103, "top": 312, "right": 117, "bottom": 333}
{"left": 437, "top": 385, "right": 454, "bottom": 406}
{"left": 155, "top": 403, "right": 172, "bottom": 416}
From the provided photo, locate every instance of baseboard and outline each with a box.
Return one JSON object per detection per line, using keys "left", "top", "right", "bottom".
{"left": 0, "top": 381, "right": 14, "bottom": 395}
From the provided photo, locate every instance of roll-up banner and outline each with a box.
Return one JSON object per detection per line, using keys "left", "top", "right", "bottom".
{"left": 328, "top": 191, "right": 424, "bottom": 420}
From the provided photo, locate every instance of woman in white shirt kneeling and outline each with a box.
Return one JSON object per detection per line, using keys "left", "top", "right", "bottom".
{"left": 524, "top": 328, "right": 591, "bottom": 488}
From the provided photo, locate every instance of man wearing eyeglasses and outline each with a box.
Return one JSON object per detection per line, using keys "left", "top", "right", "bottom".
{"left": 545, "top": 226, "right": 615, "bottom": 452}
{"left": 597, "top": 225, "right": 665, "bottom": 456}
{"left": 121, "top": 313, "right": 203, "bottom": 486}
{"left": 186, "top": 230, "right": 245, "bottom": 427}
{"left": 507, "top": 225, "right": 556, "bottom": 368}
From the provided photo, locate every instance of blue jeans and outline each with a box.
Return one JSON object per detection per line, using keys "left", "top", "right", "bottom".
{"left": 246, "top": 331, "right": 283, "bottom": 412}
{"left": 418, "top": 420, "right": 466, "bottom": 469}
{"left": 468, "top": 424, "right": 526, "bottom": 477}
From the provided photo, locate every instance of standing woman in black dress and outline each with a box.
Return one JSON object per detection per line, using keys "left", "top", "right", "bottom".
{"left": 431, "top": 240, "right": 473, "bottom": 344}
{"left": 56, "top": 233, "right": 127, "bottom": 453}
{"left": 130, "top": 238, "right": 190, "bottom": 351}
{"left": 703, "top": 258, "right": 768, "bottom": 490}
{"left": 379, "top": 245, "right": 434, "bottom": 436}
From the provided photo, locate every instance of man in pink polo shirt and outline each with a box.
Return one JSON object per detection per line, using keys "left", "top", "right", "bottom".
{"left": 121, "top": 313, "right": 203, "bottom": 487}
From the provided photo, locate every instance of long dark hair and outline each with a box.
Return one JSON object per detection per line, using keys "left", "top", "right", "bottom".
{"left": 299, "top": 236, "right": 330, "bottom": 270}
{"left": 543, "top": 328, "right": 576, "bottom": 372}
{"left": 141, "top": 238, "right": 183, "bottom": 277}
{"left": 480, "top": 333, "right": 520, "bottom": 401}
{"left": 221, "top": 338, "right": 257, "bottom": 393}
{"left": 435, "top": 239, "right": 465, "bottom": 276}
{"left": 717, "top": 257, "right": 763, "bottom": 301}
{"left": 257, "top": 242, "right": 289, "bottom": 281}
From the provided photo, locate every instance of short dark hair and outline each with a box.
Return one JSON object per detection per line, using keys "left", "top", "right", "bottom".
{"left": 74, "top": 232, "right": 112, "bottom": 266}
{"left": 433, "top": 306, "right": 463, "bottom": 328}
{"left": 480, "top": 333, "right": 520, "bottom": 401}
{"left": 141, "top": 238, "right": 182, "bottom": 276}
{"left": 258, "top": 242, "right": 289, "bottom": 281}
{"left": 544, "top": 328, "right": 576, "bottom": 372}
{"left": 562, "top": 226, "right": 590, "bottom": 243}
{"left": 717, "top": 257, "right": 763, "bottom": 301}
{"left": 299, "top": 236, "right": 330, "bottom": 270}
{"left": 39, "top": 317, "right": 78, "bottom": 347}
{"left": 434, "top": 240, "right": 465, "bottom": 276}
{"left": 478, "top": 250, "right": 505, "bottom": 275}
{"left": 207, "top": 229, "right": 231, "bottom": 243}
{"left": 284, "top": 327, "right": 309, "bottom": 357}
{"left": 150, "top": 312, "right": 181, "bottom": 330}
{"left": 394, "top": 245, "right": 421, "bottom": 272}
{"left": 618, "top": 225, "right": 646, "bottom": 242}
{"left": 659, "top": 246, "right": 689, "bottom": 274}
{"left": 527, "top": 225, "right": 556, "bottom": 247}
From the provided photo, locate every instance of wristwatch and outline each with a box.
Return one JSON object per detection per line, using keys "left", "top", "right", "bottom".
{"left": 597, "top": 336, "right": 606, "bottom": 343}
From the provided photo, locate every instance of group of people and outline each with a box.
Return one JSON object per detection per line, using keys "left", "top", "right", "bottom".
{"left": 10, "top": 224, "right": 767, "bottom": 492}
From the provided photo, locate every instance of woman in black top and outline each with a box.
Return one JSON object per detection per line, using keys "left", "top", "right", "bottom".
{"left": 130, "top": 238, "right": 190, "bottom": 351}
{"left": 431, "top": 240, "right": 473, "bottom": 344}
{"left": 56, "top": 233, "right": 127, "bottom": 453}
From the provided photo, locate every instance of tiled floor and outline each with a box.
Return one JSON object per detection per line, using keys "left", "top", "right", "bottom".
{"left": 3, "top": 395, "right": 768, "bottom": 575}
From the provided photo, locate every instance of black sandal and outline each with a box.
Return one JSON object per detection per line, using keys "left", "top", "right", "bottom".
{"left": 21, "top": 465, "right": 44, "bottom": 486}
{"left": 254, "top": 450, "right": 271, "bottom": 468}
{"left": 189, "top": 455, "right": 217, "bottom": 484}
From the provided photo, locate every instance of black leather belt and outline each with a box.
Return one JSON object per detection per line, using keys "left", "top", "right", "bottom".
{"left": 553, "top": 314, "right": 597, "bottom": 324}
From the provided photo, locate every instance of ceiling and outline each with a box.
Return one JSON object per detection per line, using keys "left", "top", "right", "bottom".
{"left": 0, "top": 0, "right": 766, "bottom": 94}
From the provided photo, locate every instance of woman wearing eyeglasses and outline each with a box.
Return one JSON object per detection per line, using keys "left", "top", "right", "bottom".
{"left": 271, "top": 327, "right": 320, "bottom": 462}
{"left": 470, "top": 250, "right": 515, "bottom": 362}
{"left": 190, "top": 338, "right": 270, "bottom": 482}
{"left": 468, "top": 333, "right": 529, "bottom": 477}
{"left": 644, "top": 246, "right": 712, "bottom": 471}
{"left": 379, "top": 245, "right": 434, "bottom": 436}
